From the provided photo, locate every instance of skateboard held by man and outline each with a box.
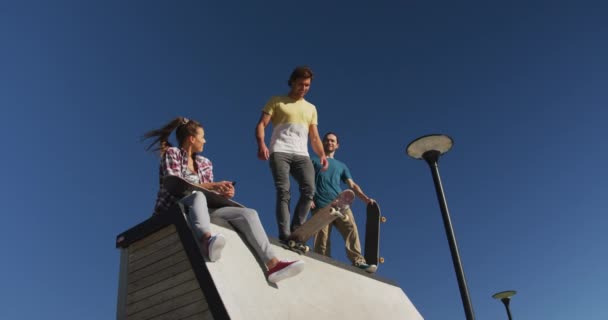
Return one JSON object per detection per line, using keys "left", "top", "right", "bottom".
{"left": 162, "top": 175, "right": 244, "bottom": 208}
{"left": 364, "top": 201, "right": 386, "bottom": 265}
{"left": 284, "top": 189, "right": 356, "bottom": 254}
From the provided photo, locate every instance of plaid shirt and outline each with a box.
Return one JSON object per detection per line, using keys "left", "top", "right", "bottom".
{"left": 154, "top": 147, "right": 214, "bottom": 214}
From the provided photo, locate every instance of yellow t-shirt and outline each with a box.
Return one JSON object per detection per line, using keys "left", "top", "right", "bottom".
{"left": 262, "top": 95, "right": 318, "bottom": 156}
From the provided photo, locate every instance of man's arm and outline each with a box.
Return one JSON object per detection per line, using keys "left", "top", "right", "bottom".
{"left": 255, "top": 112, "right": 271, "bottom": 160}
{"left": 309, "top": 124, "right": 328, "bottom": 170}
{"left": 346, "top": 178, "right": 374, "bottom": 204}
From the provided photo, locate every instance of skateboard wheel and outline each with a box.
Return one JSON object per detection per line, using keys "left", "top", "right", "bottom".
{"left": 287, "top": 240, "right": 296, "bottom": 248}
{"left": 341, "top": 215, "right": 349, "bottom": 222}
{"left": 381, "top": 216, "right": 387, "bottom": 223}
{"left": 329, "top": 208, "right": 337, "bottom": 215}
{"left": 379, "top": 257, "right": 385, "bottom": 264}
{"left": 303, "top": 246, "right": 310, "bottom": 253}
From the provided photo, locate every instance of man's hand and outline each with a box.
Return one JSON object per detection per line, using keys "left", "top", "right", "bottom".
{"left": 320, "top": 155, "right": 329, "bottom": 171}
{"left": 255, "top": 113, "right": 271, "bottom": 160}
{"left": 257, "top": 144, "right": 270, "bottom": 160}
{"left": 310, "top": 202, "right": 316, "bottom": 209}
{"left": 346, "top": 179, "right": 374, "bottom": 206}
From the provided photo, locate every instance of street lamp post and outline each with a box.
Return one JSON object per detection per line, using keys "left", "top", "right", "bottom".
{"left": 406, "top": 134, "right": 475, "bottom": 320}
{"left": 492, "top": 290, "right": 516, "bottom": 320}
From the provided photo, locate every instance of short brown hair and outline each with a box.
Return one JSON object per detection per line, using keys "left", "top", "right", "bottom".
{"left": 323, "top": 132, "right": 339, "bottom": 143}
{"left": 288, "top": 66, "right": 314, "bottom": 87}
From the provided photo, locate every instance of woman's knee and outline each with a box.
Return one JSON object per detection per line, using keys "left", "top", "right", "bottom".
{"left": 239, "top": 208, "right": 264, "bottom": 225}
{"left": 189, "top": 191, "right": 208, "bottom": 207}
{"left": 242, "top": 208, "right": 259, "bottom": 219}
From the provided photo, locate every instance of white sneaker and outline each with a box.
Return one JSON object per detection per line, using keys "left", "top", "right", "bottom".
{"left": 207, "top": 233, "right": 226, "bottom": 262}
{"left": 356, "top": 262, "right": 377, "bottom": 273}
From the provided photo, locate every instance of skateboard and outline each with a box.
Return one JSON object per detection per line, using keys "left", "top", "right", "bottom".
{"left": 162, "top": 175, "right": 244, "bottom": 208}
{"left": 364, "top": 201, "right": 386, "bottom": 265}
{"left": 285, "top": 189, "right": 356, "bottom": 253}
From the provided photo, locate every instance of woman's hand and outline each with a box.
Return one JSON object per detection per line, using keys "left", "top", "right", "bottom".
{"left": 214, "top": 181, "right": 235, "bottom": 198}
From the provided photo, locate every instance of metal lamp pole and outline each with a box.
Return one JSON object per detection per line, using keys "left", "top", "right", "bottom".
{"left": 493, "top": 290, "right": 517, "bottom": 320}
{"left": 407, "top": 134, "right": 475, "bottom": 320}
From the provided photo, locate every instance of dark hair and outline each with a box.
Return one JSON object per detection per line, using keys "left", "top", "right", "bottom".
{"left": 287, "top": 66, "right": 314, "bottom": 87}
{"left": 323, "top": 132, "right": 339, "bottom": 143}
{"left": 143, "top": 117, "right": 202, "bottom": 156}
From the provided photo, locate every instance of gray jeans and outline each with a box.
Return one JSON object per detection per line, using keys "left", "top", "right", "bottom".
{"left": 180, "top": 191, "right": 275, "bottom": 262}
{"left": 269, "top": 152, "right": 315, "bottom": 240}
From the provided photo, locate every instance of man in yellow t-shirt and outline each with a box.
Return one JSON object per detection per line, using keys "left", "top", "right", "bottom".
{"left": 255, "top": 66, "right": 329, "bottom": 241}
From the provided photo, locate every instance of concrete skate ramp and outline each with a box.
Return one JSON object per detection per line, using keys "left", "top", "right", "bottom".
{"left": 116, "top": 205, "right": 423, "bottom": 320}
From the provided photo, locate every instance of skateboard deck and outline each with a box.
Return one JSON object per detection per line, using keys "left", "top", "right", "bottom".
{"left": 287, "top": 189, "right": 356, "bottom": 251}
{"left": 364, "top": 201, "right": 386, "bottom": 265}
{"left": 162, "top": 175, "right": 244, "bottom": 208}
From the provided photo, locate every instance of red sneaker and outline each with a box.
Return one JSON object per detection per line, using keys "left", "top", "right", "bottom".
{"left": 267, "top": 260, "right": 305, "bottom": 283}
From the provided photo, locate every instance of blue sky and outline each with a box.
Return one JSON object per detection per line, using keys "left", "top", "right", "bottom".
{"left": 1, "top": 1, "right": 607, "bottom": 319}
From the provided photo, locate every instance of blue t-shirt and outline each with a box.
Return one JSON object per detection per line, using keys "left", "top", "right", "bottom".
{"left": 312, "top": 157, "right": 353, "bottom": 208}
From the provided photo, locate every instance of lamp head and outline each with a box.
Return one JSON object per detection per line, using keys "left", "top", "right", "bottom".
{"left": 492, "top": 290, "right": 517, "bottom": 300}
{"left": 493, "top": 290, "right": 517, "bottom": 306}
{"left": 406, "top": 134, "right": 454, "bottom": 165}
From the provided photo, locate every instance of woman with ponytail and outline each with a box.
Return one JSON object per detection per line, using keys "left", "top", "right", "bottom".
{"left": 144, "top": 117, "right": 304, "bottom": 283}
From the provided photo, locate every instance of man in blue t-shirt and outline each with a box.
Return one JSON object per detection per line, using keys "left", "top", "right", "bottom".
{"left": 311, "top": 132, "right": 377, "bottom": 273}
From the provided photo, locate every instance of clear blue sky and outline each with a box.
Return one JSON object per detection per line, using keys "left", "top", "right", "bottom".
{"left": 2, "top": 1, "right": 607, "bottom": 319}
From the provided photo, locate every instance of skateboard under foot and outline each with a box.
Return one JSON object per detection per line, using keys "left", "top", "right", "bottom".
{"left": 280, "top": 240, "right": 309, "bottom": 255}
{"left": 287, "top": 189, "right": 356, "bottom": 249}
